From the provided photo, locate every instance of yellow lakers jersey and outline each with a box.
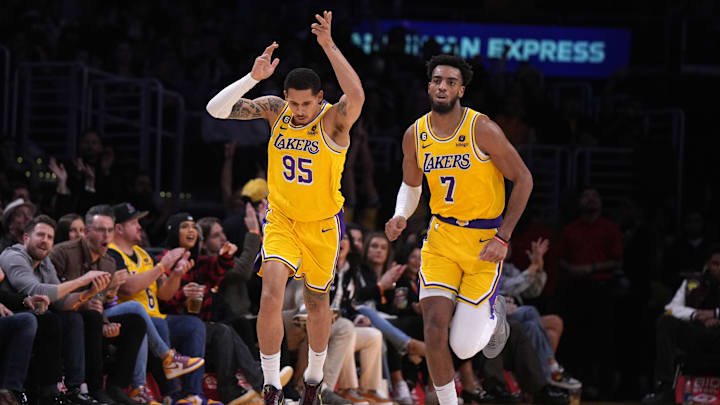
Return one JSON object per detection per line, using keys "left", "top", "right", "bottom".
{"left": 109, "top": 243, "right": 165, "bottom": 319}
{"left": 414, "top": 107, "right": 505, "bottom": 221}
{"left": 267, "top": 100, "right": 347, "bottom": 222}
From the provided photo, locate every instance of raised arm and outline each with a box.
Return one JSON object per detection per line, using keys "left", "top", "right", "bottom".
{"left": 206, "top": 42, "right": 286, "bottom": 124}
{"left": 313, "top": 11, "right": 365, "bottom": 147}
{"left": 475, "top": 116, "right": 533, "bottom": 263}
{"left": 385, "top": 125, "right": 423, "bottom": 241}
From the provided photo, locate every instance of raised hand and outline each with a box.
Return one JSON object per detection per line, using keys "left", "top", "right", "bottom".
{"left": 244, "top": 202, "right": 260, "bottom": 233}
{"left": 384, "top": 216, "right": 406, "bottom": 242}
{"left": 526, "top": 237, "right": 549, "bottom": 272}
{"left": 49, "top": 157, "right": 68, "bottom": 184}
{"left": 310, "top": 10, "right": 334, "bottom": 48}
{"left": 250, "top": 42, "right": 280, "bottom": 81}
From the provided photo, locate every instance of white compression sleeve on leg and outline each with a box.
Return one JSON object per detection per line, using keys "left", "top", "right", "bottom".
{"left": 205, "top": 73, "right": 259, "bottom": 118}
{"left": 393, "top": 182, "right": 422, "bottom": 219}
{"left": 449, "top": 300, "right": 496, "bottom": 359}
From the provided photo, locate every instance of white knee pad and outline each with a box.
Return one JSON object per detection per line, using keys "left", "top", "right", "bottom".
{"left": 449, "top": 300, "right": 497, "bottom": 359}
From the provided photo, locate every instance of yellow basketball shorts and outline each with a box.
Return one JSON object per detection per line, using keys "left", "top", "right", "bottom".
{"left": 259, "top": 207, "right": 345, "bottom": 293}
{"left": 419, "top": 216, "right": 503, "bottom": 307}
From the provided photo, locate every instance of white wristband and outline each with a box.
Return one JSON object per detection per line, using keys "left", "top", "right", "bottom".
{"left": 206, "top": 73, "right": 259, "bottom": 118}
{"left": 393, "top": 182, "right": 421, "bottom": 219}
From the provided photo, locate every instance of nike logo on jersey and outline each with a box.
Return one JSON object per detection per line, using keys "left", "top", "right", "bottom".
{"left": 321, "top": 228, "right": 333, "bottom": 233}
{"left": 280, "top": 126, "right": 287, "bottom": 130}
{"left": 422, "top": 143, "right": 433, "bottom": 149}
{"left": 479, "top": 238, "right": 491, "bottom": 243}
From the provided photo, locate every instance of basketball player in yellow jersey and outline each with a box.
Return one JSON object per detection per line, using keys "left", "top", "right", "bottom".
{"left": 206, "top": 10, "right": 364, "bottom": 405}
{"left": 385, "top": 55, "right": 533, "bottom": 405}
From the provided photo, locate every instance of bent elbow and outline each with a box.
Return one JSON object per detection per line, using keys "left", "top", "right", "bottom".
{"left": 206, "top": 101, "right": 226, "bottom": 119}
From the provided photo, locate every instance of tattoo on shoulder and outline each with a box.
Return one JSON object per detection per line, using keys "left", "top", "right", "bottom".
{"left": 229, "top": 99, "right": 263, "bottom": 120}
{"left": 335, "top": 100, "right": 348, "bottom": 116}
{"left": 265, "top": 97, "right": 285, "bottom": 114}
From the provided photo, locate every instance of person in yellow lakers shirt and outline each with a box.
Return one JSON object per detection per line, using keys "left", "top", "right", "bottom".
{"left": 385, "top": 55, "right": 533, "bottom": 405}
{"left": 205, "top": 10, "right": 364, "bottom": 405}
{"left": 106, "top": 203, "right": 211, "bottom": 405}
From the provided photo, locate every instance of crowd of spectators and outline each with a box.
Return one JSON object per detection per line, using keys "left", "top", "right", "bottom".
{"left": 2, "top": 1, "right": 720, "bottom": 405}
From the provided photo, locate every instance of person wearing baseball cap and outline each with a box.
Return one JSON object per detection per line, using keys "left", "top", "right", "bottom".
{"left": 106, "top": 203, "right": 207, "bottom": 405}
{"left": 241, "top": 178, "right": 269, "bottom": 205}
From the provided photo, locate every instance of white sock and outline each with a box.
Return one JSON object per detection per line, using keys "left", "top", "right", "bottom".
{"left": 434, "top": 381, "right": 458, "bottom": 405}
{"left": 260, "top": 351, "right": 282, "bottom": 389}
{"left": 303, "top": 346, "right": 327, "bottom": 384}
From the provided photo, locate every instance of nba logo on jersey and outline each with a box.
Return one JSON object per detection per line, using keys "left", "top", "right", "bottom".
{"left": 457, "top": 135, "right": 468, "bottom": 147}
{"left": 308, "top": 125, "right": 318, "bottom": 136}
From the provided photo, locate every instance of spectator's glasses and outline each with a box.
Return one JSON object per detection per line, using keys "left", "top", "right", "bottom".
{"left": 89, "top": 226, "right": 114, "bottom": 235}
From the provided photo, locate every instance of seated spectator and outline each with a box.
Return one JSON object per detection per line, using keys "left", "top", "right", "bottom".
{"left": 159, "top": 211, "right": 287, "bottom": 405}
{"left": 0, "top": 199, "right": 36, "bottom": 252}
{"left": 642, "top": 247, "right": 720, "bottom": 404}
{"left": 0, "top": 215, "right": 112, "bottom": 405}
{"left": 352, "top": 233, "right": 422, "bottom": 405}
{"left": 0, "top": 265, "right": 42, "bottom": 405}
{"left": 500, "top": 239, "right": 580, "bottom": 390}
{"left": 55, "top": 213, "right": 85, "bottom": 244}
{"left": 104, "top": 205, "right": 210, "bottom": 405}
{"left": 662, "top": 212, "right": 712, "bottom": 289}
{"left": 481, "top": 321, "right": 570, "bottom": 405}
{"left": 330, "top": 231, "right": 391, "bottom": 405}
{"left": 198, "top": 205, "right": 262, "bottom": 323}
{"left": 345, "top": 223, "right": 365, "bottom": 254}
{"left": 282, "top": 278, "right": 352, "bottom": 405}
{"left": 50, "top": 205, "right": 149, "bottom": 405}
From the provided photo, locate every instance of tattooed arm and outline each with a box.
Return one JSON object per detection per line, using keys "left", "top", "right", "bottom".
{"left": 228, "top": 96, "right": 285, "bottom": 123}
{"left": 312, "top": 11, "right": 364, "bottom": 147}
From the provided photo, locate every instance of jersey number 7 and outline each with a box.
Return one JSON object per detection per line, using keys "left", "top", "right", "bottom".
{"left": 440, "top": 175, "right": 456, "bottom": 203}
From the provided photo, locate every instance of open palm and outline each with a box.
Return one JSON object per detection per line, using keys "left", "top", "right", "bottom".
{"left": 250, "top": 42, "right": 280, "bottom": 81}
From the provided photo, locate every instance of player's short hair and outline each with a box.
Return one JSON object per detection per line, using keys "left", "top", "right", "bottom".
{"left": 426, "top": 54, "right": 474, "bottom": 87}
{"left": 284, "top": 68, "right": 322, "bottom": 94}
